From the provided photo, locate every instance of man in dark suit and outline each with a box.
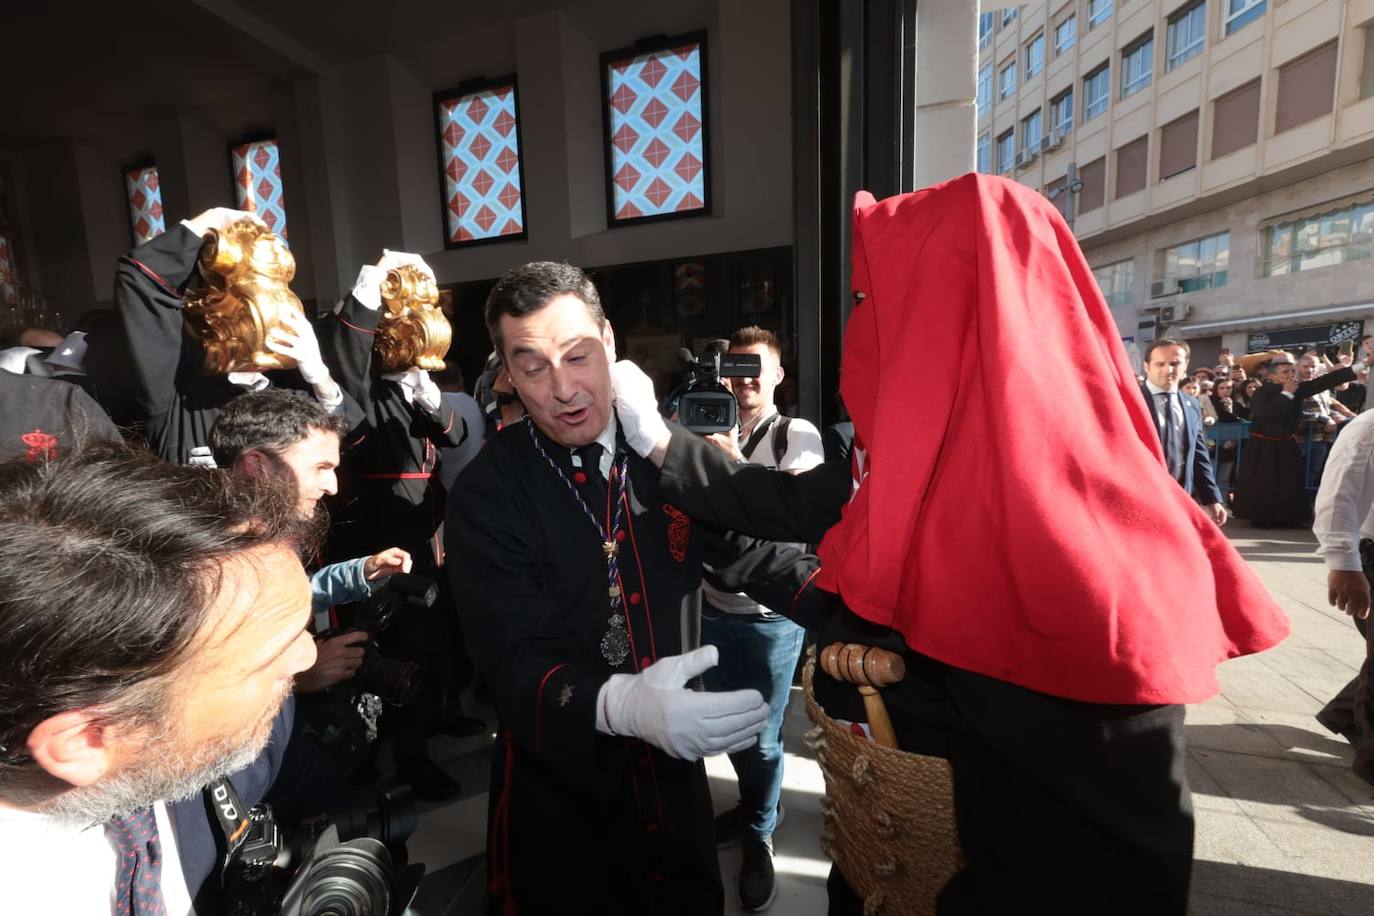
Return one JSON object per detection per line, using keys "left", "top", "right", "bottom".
{"left": 1141, "top": 338, "right": 1228, "bottom": 526}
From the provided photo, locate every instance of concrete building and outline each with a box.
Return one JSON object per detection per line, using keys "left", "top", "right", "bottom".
{"left": 978, "top": 0, "right": 1374, "bottom": 366}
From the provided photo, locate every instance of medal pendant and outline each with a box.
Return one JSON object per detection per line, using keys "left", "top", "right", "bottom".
{"left": 608, "top": 584, "right": 622, "bottom": 598}
{"left": 600, "top": 613, "right": 630, "bottom": 666}
{"left": 603, "top": 540, "right": 619, "bottom": 559}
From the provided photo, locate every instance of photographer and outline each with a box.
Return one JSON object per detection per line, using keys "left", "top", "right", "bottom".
{"left": 0, "top": 442, "right": 319, "bottom": 914}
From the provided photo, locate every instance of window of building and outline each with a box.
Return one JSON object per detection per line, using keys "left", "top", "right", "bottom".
{"left": 1223, "top": 0, "right": 1266, "bottom": 37}
{"left": 1262, "top": 198, "right": 1374, "bottom": 277}
{"left": 1055, "top": 14, "right": 1077, "bottom": 57}
{"left": 1121, "top": 32, "right": 1154, "bottom": 99}
{"left": 1361, "top": 25, "right": 1374, "bottom": 99}
{"left": 1000, "top": 59, "right": 1018, "bottom": 99}
{"left": 977, "top": 132, "right": 992, "bottom": 173}
{"left": 1275, "top": 42, "right": 1338, "bottom": 134}
{"left": 997, "top": 129, "right": 1016, "bottom": 174}
{"left": 1093, "top": 259, "right": 1135, "bottom": 307}
{"left": 1211, "top": 79, "right": 1260, "bottom": 159}
{"left": 436, "top": 77, "right": 526, "bottom": 245}
{"left": 229, "top": 137, "right": 287, "bottom": 239}
{"left": 1079, "top": 157, "right": 1106, "bottom": 212}
{"left": 1001, "top": 7, "right": 1019, "bottom": 28}
{"left": 1025, "top": 33, "right": 1045, "bottom": 80}
{"left": 979, "top": 12, "right": 995, "bottom": 50}
{"left": 977, "top": 62, "right": 992, "bottom": 114}
{"left": 1022, "top": 109, "right": 1043, "bottom": 157}
{"left": 602, "top": 32, "right": 709, "bottom": 225}
{"left": 1115, "top": 135, "right": 1149, "bottom": 198}
{"left": 1166, "top": 1, "right": 1206, "bottom": 71}
{"left": 1159, "top": 110, "right": 1199, "bottom": 179}
{"left": 1162, "top": 231, "right": 1230, "bottom": 291}
{"left": 1084, "top": 62, "right": 1110, "bottom": 120}
{"left": 1051, "top": 87, "right": 1074, "bottom": 136}
{"left": 123, "top": 162, "right": 166, "bottom": 245}
{"left": 1088, "top": 0, "right": 1113, "bottom": 30}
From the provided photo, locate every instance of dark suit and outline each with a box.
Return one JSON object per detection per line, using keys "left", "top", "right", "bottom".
{"left": 1141, "top": 384, "right": 1223, "bottom": 506}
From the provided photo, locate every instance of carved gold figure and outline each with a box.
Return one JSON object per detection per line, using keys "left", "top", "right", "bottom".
{"left": 183, "top": 219, "right": 305, "bottom": 375}
{"left": 375, "top": 265, "right": 451, "bottom": 372}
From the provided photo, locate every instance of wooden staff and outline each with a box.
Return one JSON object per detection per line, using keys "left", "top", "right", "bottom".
{"left": 819, "top": 642, "right": 906, "bottom": 749}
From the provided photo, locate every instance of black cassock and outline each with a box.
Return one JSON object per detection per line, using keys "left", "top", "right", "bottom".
{"left": 109, "top": 224, "right": 364, "bottom": 465}
{"left": 446, "top": 418, "right": 822, "bottom": 916}
{"left": 317, "top": 292, "right": 464, "bottom": 571}
{"left": 1234, "top": 368, "right": 1354, "bottom": 526}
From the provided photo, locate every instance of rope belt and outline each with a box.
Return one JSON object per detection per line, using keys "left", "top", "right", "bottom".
{"left": 1248, "top": 432, "right": 1299, "bottom": 442}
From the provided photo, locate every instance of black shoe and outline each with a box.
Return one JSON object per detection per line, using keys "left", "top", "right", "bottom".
{"left": 715, "top": 802, "right": 785, "bottom": 848}
{"left": 428, "top": 710, "right": 489, "bottom": 739}
{"left": 396, "top": 756, "right": 461, "bottom": 802}
{"left": 739, "top": 836, "right": 777, "bottom": 912}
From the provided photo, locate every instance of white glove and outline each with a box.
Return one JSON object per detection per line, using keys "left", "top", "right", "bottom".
{"left": 186, "top": 446, "right": 218, "bottom": 469}
{"left": 349, "top": 250, "right": 436, "bottom": 311}
{"left": 611, "top": 359, "right": 670, "bottom": 458}
{"left": 385, "top": 367, "right": 442, "bottom": 412}
{"left": 596, "top": 645, "right": 769, "bottom": 761}
{"left": 226, "top": 371, "right": 270, "bottom": 392}
{"left": 181, "top": 207, "right": 267, "bottom": 239}
{"left": 378, "top": 248, "right": 436, "bottom": 282}
{"left": 265, "top": 312, "right": 330, "bottom": 385}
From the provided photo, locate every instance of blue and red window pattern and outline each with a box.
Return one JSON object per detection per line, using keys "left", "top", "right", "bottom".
{"left": 124, "top": 165, "right": 166, "bottom": 245}
{"left": 438, "top": 83, "right": 525, "bottom": 244}
{"left": 231, "top": 138, "right": 288, "bottom": 240}
{"left": 606, "top": 41, "right": 706, "bottom": 222}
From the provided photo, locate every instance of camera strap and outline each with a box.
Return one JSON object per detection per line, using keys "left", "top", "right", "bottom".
{"left": 204, "top": 776, "right": 254, "bottom": 874}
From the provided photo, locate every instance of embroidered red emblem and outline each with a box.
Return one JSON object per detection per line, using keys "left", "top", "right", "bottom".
{"left": 663, "top": 504, "right": 690, "bottom": 562}
{"left": 21, "top": 429, "right": 58, "bottom": 463}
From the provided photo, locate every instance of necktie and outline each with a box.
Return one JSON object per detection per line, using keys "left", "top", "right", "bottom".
{"left": 107, "top": 807, "right": 167, "bottom": 916}
{"left": 575, "top": 442, "right": 606, "bottom": 482}
{"left": 1160, "top": 392, "right": 1185, "bottom": 482}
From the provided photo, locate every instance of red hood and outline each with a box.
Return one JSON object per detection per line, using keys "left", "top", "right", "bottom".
{"left": 813, "top": 173, "right": 1288, "bottom": 704}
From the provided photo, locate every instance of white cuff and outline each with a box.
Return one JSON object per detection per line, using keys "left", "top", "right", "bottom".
{"left": 227, "top": 371, "right": 270, "bottom": 391}
{"left": 350, "top": 264, "right": 385, "bottom": 311}
{"left": 1281, "top": 390, "right": 1295, "bottom": 399}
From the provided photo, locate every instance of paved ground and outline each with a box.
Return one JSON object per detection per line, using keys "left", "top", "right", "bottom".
{"left": 406, "top": 520, "right": 1374, "bottom": 914}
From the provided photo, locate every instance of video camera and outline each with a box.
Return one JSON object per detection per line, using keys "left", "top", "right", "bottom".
{"left": 674, "top": 346, "right": 761, "bottom": 434}
{"left": 222, "top": 785, "right": 422, "bottom": 916}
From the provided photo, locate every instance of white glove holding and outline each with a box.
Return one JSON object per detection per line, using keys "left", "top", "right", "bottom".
{"left": 596, "top": 645, "right": 769, "bottom": 761}
{"left": 378, "top": 248, "right": 436, "bottom": 283}
{"left": 265, "top": 312, "right": 330, "bottom": 385}
{"left": 181, "top": 207, "right": 267, "bottom": 239}
{"left": 610, "top": 359, "right": 670, "bottom": 458}
{"left": 349, "top": 250, "right": 436, "bottom": 311}
{"left": 386, "top": 366, "right": 442, "bottom": 412}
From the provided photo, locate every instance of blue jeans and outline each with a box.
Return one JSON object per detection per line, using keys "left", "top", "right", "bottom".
{"left": 702, "top": 604, "right": 806, "bottom": 841}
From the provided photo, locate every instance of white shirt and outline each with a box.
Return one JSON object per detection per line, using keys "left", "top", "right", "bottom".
{"left": 1313, "top": 410, "right": 1374, "bottom": 572}
{"left": 0, "top": 800, "right": 195, "bottom": 914}
{"left": 574, "top": 414, "right": 619, "bottom": 481}
{"left": 1143, "top": 380, "right": 1185, "bottom": 434}
{"left": 701, "top": 407, "right": 824, "bottom": 615}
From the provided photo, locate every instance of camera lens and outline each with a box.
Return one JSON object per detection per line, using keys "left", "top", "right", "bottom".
{"left": 298, "top": 839, "right": 392, "bottom": 916}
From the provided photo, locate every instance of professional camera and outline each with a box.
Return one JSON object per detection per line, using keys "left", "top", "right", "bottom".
{"left": 297, "top": 573, "right": 438, "bottom": 772}
{"left": 673, "top": 346, "right": 762, "bottom": 434}
{"left": 223, "top": 787, "right": 422, "bottom": 916}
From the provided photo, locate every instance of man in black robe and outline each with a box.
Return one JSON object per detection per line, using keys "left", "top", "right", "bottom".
{"left": 318, "top": 251, "right": 468, "bottom": 799}
{"left": 445, "top": 261, "right": 823, "bottom": 915}
{"left": 1235, "top": 351, "right": 1359, "bottom": 527}
{"left": 110, "top": 207, "right": 362, "bottom": 465}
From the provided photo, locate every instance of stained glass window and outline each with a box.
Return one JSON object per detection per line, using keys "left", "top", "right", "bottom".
{"left": 124, "top": 163, "right": 166, "bottom": 245}
{"left": 230, "top": 137, "right": 287, "bottom": 239}
{"left": 603, "top": 33, "right": 708, "bottom": 225}
{"left": 435, "top": 78, "right": 526, "bottom": 246}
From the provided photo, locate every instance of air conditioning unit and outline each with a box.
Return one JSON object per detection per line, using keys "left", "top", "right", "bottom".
{"left": 1159, "top": 302, "right": 1190, "bottom": 323}
{"left": 1150, "top": 278, "right": 1181, "bottom": 299}
{"left": 1042, "top": 132, "right": 1062, "bottom": 153}
{"left": 1016, "top": 148, "right": 1037, "bottom": 167}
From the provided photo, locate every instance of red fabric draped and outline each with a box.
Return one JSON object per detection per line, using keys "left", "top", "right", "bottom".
{"left": 814, "top": 174, "right": 1288, "bottom": 705}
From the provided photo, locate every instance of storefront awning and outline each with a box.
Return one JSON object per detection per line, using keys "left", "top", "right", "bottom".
{"left": 1169, "top": 301, "right": 1374, "bottom": 338}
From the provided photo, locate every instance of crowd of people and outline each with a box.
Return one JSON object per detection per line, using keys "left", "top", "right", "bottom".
{"left": 0, "top": 173, "right": 1357, "bottom": 916}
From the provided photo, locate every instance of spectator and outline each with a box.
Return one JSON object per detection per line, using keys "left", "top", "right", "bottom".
{"left": 1140, "top": 339, "right": 1227, "bottom": 525}
{"left": 0, "top": 442, "right": 318, "bottom": 912}
{"left": 1212, "top": 379, "right": 1242, "bottom": 423}
{"left": 1235, "top": 377, "right": 1262, "bottom": 418}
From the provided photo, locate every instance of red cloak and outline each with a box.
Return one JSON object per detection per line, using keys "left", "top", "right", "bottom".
{"left": 813, "top": 174, "right": 1288, "bottom": 705}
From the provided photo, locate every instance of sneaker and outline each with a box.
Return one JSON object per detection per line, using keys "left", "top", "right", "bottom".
{"left": 715, "top": 802, "right": 785, "bottom": 848}
{"left": 738, "top": 836, "right": 777, "bottom": 912}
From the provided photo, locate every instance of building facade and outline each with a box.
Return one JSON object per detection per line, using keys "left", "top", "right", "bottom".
{"left": 978, "top": 0, "right": 1374, "bottom": 366}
